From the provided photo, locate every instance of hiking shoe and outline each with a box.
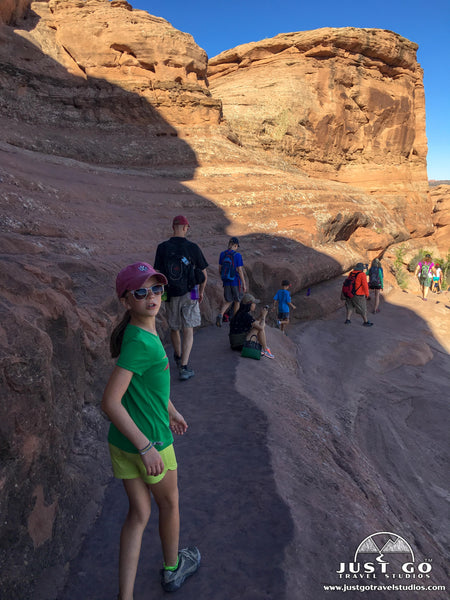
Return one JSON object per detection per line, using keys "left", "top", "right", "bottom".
{"left": 363, "top": 321, "right": 374, "bottom": 327}
{"left": 161, "top": 546, "right": 201, "bottom": 592}
{"left": 344, "top": 319, "right": 351, "bottom": 324}
{"left": 216, "top": 314, "right": 223, "bottom": 327}
{"left": 179, "top": 365, "right": 195, "bottom": 380}
{"left": 263, "top": 348, "right": 275, "bottom": 359}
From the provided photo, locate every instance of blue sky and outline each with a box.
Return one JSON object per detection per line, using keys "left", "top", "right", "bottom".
{"left": 131, "top": 0, "right": 449, "bottom": 180}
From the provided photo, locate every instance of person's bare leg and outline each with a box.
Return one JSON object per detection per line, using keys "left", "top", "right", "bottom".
{"left": 219, "top": 300, "right": 232, "bottom": 318}
{"left": 170, "top": 329, "right": 181, "bottom": 358}
{"left": 247, "top": 326, "right": 267, "bottom": 350}
{"left": 118, "top": 478, "right": 152, "bottom": 600}
{"left": 151, "top": 469, "right": 180, "bottom": 567}
{"left": 181, "top": 327, "right": 193, "bottom": 366}
{"left": 374, "top": 289, "right": 380, "bottom": 312}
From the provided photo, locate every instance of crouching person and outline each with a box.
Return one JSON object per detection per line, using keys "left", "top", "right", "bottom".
{"left": 228, "top": 293, "right": 274, "bottom": 359}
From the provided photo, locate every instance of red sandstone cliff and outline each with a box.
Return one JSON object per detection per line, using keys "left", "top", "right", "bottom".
{"left": 208, "top": 28, "right": 430, "bottom": 236}
{"left": 0, "top": 2, "right": 447, "bottom": 598}
{"left": 0, "top": 0, "right": 30, "bottom": 24}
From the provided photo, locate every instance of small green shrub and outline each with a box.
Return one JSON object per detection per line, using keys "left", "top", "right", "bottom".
{"left": 408, "top": 249, "right": 431, "bottom": 273}
{"left": 407, "top": 249, "right": 450, "bottom": 290}
{"left": 393, "top": 245, "right": 408, "bottom": 289}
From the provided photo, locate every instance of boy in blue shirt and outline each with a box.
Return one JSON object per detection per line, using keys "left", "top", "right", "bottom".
{"left": 216, "top": 237, "right": 247, "bottom": 326}
{"left": 273, "top": 280, "right": 296, "bottom": 334}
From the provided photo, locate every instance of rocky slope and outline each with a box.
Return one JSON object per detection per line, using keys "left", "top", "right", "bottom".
{"left": 0, "top": 1, "right": 447, "bottom": 598}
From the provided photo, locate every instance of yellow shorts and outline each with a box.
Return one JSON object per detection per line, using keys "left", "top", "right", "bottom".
{"left": 109, "top": 443, "right": 177, "bottom": 485}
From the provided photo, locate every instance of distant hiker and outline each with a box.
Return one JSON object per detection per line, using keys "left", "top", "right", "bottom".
{"left": 216, "top": 236, "right": 247, "bottom": 327}
{"left": 101, "top": 262, "right": 200, "bottom": 599}
{"left": 367, "top": 258, "right": 384, "bottom": 313}
{"left": 229, "top": 293, "right": 274, "bottom": 358}
{"left": 273, "top": 279, "right": 296, "bottom": 334}
{"left": 431, "top": 263, "right": 442, "bottom": 293}
{"left": 341, "top": 262, "right": 373, "bottom": 326}
{"left": 154, "top": 216, "right": 208, "bottom": 380}
{"left": 414, "top": 254, "right": 434, "bottom": 301}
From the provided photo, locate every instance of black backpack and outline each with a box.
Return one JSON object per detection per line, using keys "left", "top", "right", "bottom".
{"left": 163, "top": 242, "right": 205, "bottom": 297}
{"left": 368, "top": 265, "right": 381, "bottom": 287}
{"left": 164, "top": 243, "right": 195, "bottom": 296}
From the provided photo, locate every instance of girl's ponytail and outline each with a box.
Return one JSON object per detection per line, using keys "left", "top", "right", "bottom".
{"left": 110, "top": 311, "right": 131, "bottom": 358}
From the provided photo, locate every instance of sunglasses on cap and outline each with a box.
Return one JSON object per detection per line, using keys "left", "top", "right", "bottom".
{"left": 128, "top": 284, "right": 165, "bottom": 300}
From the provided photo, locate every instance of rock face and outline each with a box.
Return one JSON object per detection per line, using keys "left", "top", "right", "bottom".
{"left": 0, "top": 0, "right": 30, "bottom": 24}
{"left": 208, "top": 28, "right": 430, "bottom": 235}
{"left": 0, "top": 0, "right": 221, "bottom": 164}
{"left": 0, "top": 2, "right": 446, "bottom": 598}
{"left": 430, "top": 184, "right": 450, "bottom": 252}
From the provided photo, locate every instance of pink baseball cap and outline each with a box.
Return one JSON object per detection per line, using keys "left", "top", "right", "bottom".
{"left": 116, "top": 262, "right": 167, "bottom": 298}
{"left": 172, "top": 215, "right": 189, "bottom": 226}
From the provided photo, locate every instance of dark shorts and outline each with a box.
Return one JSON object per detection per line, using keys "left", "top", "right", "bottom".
{"left": 224, "top": 285, "right": 243, "bottom": 303}
{"left": 229, "top": 331, "right": 248, "bottom": 350}
{"left": 369, "top": 284, "right": 382, "bottom": 290}
{"left": 278, "top": 312, "right": 289, "bottom": 321}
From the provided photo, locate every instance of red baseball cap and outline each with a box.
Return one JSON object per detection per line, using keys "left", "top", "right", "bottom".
{"left": 172, "top": 215, "right": 189, "bottom": 226}
{"left": 116, "top": 262, "right": 167, "bottom": 298}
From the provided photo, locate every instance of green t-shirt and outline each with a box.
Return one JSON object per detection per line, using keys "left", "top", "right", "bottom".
{"left": 107, "top": 324, "right": 173, "bottom": 454}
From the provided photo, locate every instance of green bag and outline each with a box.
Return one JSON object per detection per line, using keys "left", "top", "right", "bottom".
{"left": 241, "top": 335, "right": 262, "bottom": 360}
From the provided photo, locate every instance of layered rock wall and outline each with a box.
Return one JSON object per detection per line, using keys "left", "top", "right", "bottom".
{"left": 0, "top": 0, "right": 221, "bottom": 164}
{"left": 0, "top": 0, "right": 31, "bottom": 24}
{"left": 208, "top": 28, "right": 430, "bottom": 235}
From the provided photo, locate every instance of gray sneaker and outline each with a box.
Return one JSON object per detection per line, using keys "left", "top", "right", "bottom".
{"left": 216, "top": 314, "right": 223, "bottom": 327}
{"left": 161, "top": 546, "right": 201, "bottom": 592}
{"left": 179, "top": 365, "right": 195, "bottom": 381}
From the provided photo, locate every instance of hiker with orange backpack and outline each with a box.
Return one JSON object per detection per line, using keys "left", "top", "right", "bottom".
{"left": 341, "top": 262, "right": 373, "bottom": 327}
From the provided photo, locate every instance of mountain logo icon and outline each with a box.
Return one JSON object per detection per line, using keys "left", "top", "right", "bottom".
{"left": 354, "top": 532, "right": 414, "bottom": 563}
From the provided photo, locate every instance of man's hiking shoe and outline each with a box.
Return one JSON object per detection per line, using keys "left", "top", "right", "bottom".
{"left": 161, "top": 546, "right": 201, "bottom": 592}
{"left": 179, "top": 365, "right": 195, "bottom": 380}
{"left": 344, "top": 319, "right": 351, "bottom": 324}
{"left": 363, "top": 321, "right": 374, "bottom": 327}
{"left": 263, "top": 348, "right": 275, "bottom": 359}
{"left": 216, "top": 314, "right": 223, "bottom": 327}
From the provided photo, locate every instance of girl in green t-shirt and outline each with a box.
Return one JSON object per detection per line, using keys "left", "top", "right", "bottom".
{"left": 101, "top": 262, "right": 200, "bottom": 599}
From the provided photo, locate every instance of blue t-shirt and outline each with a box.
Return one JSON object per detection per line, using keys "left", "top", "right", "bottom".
{"left": 273, "top": 289, "right": 291, "bottom": 313}
{"left": 219, "top": 250, "right": 244, "bottom": 287}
